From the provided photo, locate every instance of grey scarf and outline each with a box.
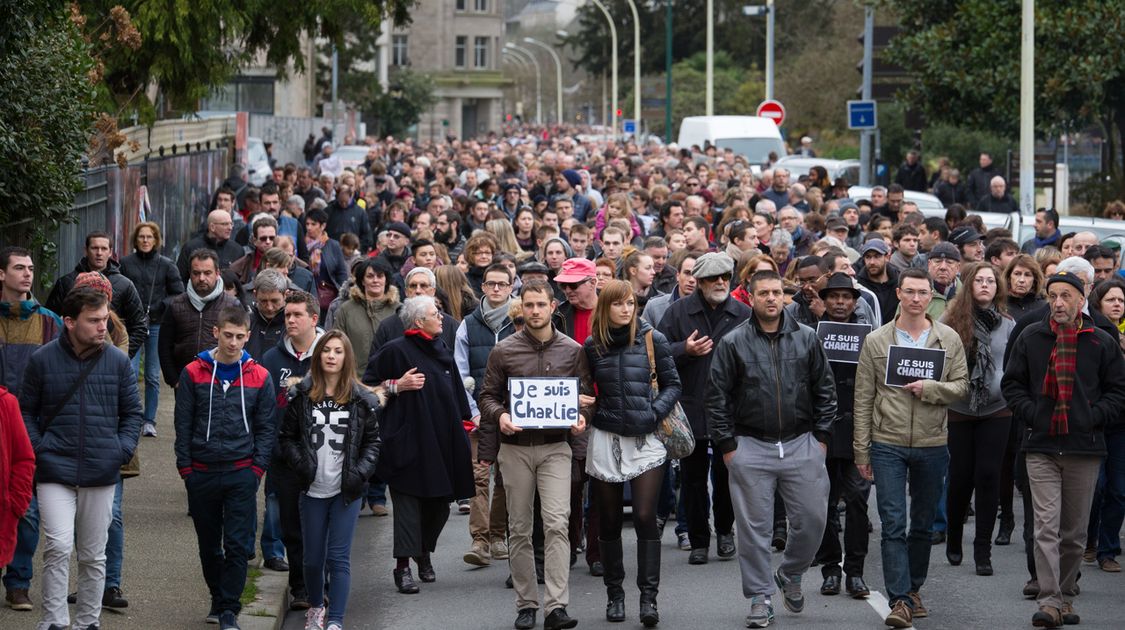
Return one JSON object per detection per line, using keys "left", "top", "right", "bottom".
{"left": 479, "top": 296, "right": 510, "bottom": 333}
{"left": 188, "top": 276, "right": 225, "bottom": 312}
{"left": 968, "top": 306, "right": 1000, "bottom": 413}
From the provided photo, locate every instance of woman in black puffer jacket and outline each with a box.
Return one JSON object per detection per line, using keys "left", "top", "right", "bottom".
{"left": 582, "top": 280, "right": 681, "bottom": 627}
{"left": 277, "top": 330, "right": 381, "bottom": 630}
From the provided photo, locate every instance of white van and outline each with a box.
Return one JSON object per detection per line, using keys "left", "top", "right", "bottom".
{"left": 677, "top": 116, "right": 786, "bottom": 168}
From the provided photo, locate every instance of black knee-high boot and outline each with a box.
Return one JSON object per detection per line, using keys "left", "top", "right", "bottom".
{"left": 637, "top": 539, "right": 661, "bottom": 627}
{"left": 601, "top": 538, "right": 625, "bottom": 622}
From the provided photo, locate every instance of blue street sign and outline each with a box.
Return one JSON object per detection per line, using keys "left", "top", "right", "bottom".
{"left": 623, "top": 119, "right": 637, "bottom": 134}
{"left": 847, "top": 100, "right": 877, "bottom": 130}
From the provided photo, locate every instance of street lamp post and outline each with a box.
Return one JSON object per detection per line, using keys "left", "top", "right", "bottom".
{"left": 502, "top": 52, "right": 532, "bottom": 121}
{"left": 624, "top": 0, "right": 642, "bottom": 130}
{"left": 523, "top": 37, "right": 563, "bottom": 125}
{"left": 505, "top": 43, "right": 542, "bottom": 125}
{"left": 742, "top": 2, "right": 775, "bottom": 100}
{"left": 706, "top": 0, "right": 713, "bottom": 115}
{"left": 589, "top": 0, "right": 618, "bottom": 134}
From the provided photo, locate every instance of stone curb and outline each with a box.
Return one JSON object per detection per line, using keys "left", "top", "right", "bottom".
{"left": 238, "top": 559, "right": 289, "bottom": 630}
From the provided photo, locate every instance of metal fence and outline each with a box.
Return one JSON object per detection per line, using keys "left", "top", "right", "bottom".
{"left": 56, "top": 148, "right": 232, "bottom": 281}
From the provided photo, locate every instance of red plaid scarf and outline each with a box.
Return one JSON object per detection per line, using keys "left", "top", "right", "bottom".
{"left": 1041, "top": 317, "right": 1092, "bottom": 436}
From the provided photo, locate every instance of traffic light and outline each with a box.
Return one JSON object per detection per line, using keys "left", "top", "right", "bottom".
{"left": 616, "top": 108, "right": 622, "bottom": 117}
{"left": 856, "top": 26, "right": 907, "bottom": 101}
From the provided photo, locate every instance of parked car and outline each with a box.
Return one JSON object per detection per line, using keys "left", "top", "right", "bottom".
{"left": 775, "top": 156, "right": 861, "bottom": 187}
{"left": 677, "top": 116, "right": 786, "bottom": 171}
{"left": 1018, "top": 215, "right": 1125, "bottom": 250}
{"left": 245, "top": 136, "right": 271, "bottom": 186}
{"left": 334, "top": 144, "right": 371, "bottom": 172}
{"left": 847, "top": 185, "right": 946, "bottom": 213}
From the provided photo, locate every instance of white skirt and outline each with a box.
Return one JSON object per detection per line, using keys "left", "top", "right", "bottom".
{"left": 585, "top": 426, "right": 667, "bottom": 483}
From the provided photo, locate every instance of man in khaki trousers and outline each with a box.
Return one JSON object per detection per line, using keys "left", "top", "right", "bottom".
{"left": 478, "top": 280, "right": 593, "bottom": 630}
{"left": 1002, "top": 270, "right": 1125, "bottom": 628}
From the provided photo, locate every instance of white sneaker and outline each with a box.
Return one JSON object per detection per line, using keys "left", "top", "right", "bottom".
{"left": 304, "top": 606, "right": 325, "bottom": 630}
{"left": 326, "top": 623, "right": 343, "bottom": 630}
{"left": 142, "top": 422, "right": 157, "bottom": 437}
{"left": 457, "top": 499, "right": 471, "bottom": 514}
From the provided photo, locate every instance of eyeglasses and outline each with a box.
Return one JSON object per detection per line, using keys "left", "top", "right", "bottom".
{"left": 700, "top": 274, "right": 732, "bottom": 283}
{"left": 483, "top": 281, "right": 511, "bottom": 289}
{"left": 407, "top": 282, "right": 432, "bottom": 290}
{"left": 258, "top": 235, "right": 275, "bottom": 242}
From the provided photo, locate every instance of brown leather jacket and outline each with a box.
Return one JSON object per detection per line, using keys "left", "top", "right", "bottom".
{"left": 477, "top": 327, "right": 595, "bottom": 463}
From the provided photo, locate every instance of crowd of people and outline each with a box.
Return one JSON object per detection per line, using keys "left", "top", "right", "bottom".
{"left": 1, "top": 127, "right": 1125, "bottom": 630}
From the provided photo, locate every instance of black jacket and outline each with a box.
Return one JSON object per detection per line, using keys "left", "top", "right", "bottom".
{"left": 820, "top": 313, "right": 862, "bottom": 459}
{"left": 46, "top": 258, "right": 149, "bottom": 358}
{"left": 934, "top": 180, "right": 971, "bottom": 207}
{"left": 1001, "top": 313, "right": 1125, "bottom": 456}
{"left": 278, "top": 379, "right": 382, "bottom": 503}
{"left": 366, "top": 333, "right": 474, "bottom": 500}
{"left": 705, "top": 311, "right": 838, "bottom": 455}
{"left": 363, "top": 308, "right": 458, "bottom": 384}
{"left": 894, "top": 161, "right": 928, "bottom": 192}
{"left": 857, "top": 265, "right": 900, "bottom": 326}
{"left": 325, "top": 200, "right": 373, "bottom": 251}
{"left": 20, "top": 334, "right": 142, "bottom": 487}
{"left": 176, "top": 233, "right": 246, "bottom": 281}
{"left": 1004, "top": 303, "right": 1120, "bottom": 367}
{"left": 119, "top": 250, "right": 184, "bottom": 324}
{"left": 656, "top": 292, "right": 753, "bottom": 438}
{"left": 965, "top": 165, "right": 1000, "bottom": 206}
{"left": 247, "top": 308, "right": 286, "bottom": 361}
{"left": 583, "top": 322, "right": 682, "bottom": 437}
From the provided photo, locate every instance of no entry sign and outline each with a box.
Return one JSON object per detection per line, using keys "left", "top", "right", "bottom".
{"left": 757, "top": 99, "right": 786, "bottom": 126}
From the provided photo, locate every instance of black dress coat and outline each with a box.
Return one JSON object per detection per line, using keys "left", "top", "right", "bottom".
{"left": 367, "top": 332, "right": 474, "bottom": 500}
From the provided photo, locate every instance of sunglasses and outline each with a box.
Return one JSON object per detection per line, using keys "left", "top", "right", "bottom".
{"left": 558, "top": 278, "right": 593, "bottom": 290}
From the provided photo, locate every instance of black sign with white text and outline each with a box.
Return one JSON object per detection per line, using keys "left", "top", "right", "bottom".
{"left": 884, "top": 346, "right": 946, "bottom": 387}
{"left": 816, "top": 322, "right": 871, "bottom": 363}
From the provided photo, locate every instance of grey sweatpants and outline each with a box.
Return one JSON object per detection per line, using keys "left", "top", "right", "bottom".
{"left": 727, "top": 433, "right": 830, "bottom": 598}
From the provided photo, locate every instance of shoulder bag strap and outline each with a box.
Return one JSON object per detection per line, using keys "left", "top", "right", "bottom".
{"left": 40, "top": 350, "right": 102, "bottom": 434}
{"left": 644, "top": 330, "right": 658, "bottom": 393}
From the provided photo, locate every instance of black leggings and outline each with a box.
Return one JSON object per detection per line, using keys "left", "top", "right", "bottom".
{"left": 592, "top": 465, "right": 665, "bottom": 542}
{"left": 947, "top": 412, "right": 1011, "bottom": 560}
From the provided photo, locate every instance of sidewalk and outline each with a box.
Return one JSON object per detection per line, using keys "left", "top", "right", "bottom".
{"left": 0, "top": 382, "right": 285, "bottom": 630}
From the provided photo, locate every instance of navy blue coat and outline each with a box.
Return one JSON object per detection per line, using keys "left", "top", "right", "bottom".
{"left": 21, "top": 333, "right": 142, "bottom": 487}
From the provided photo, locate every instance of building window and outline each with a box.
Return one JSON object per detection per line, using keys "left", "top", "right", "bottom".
{"left": 474, "top": 36, "right": 488, "bottom": 68}
{"left": 200, "top": 76, "right": 275, "bottom": 114}
{"left": 392, "top": 35, "right": 408, "bottom": 66}
{"left": 456, "top": 0, "right": 466, "bottom": 10}
{"left": 474, "top": 0, "right": 488, "bottom": 11}
{"left": 455, "top": 36, "right": 467, "bottom": 68}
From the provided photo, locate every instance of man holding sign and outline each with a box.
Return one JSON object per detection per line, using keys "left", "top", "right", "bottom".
{"left": 812, "top": 272, "right": 875, "bottom": 599}
{"left": 853, "top": 268, "right": 968, "bottom": 629}
{"left": 478, "top": 280, "right": 593, "bottom": 630}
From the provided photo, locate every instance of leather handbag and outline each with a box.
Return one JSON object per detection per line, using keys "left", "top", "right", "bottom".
{"left": 645, "top": 331, "right": 695, "bottom": 459}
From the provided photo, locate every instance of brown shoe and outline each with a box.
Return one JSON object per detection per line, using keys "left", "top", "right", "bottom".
{"left": 1082, "top": 546, "right": 1096, "bottom": 563}
{"left": 463, "top": 540, "right": 491, "bottom": 567}
{"left": 371, "top": 504, "right": 389, "bottom": 517}
{"left": 5, "top": 588, "right": 32, "bottom": 611}
{"left": 884, "top": 600, "right": 912, "bottom": 628}
{"left": 1099, "top": 557, "right": 1121, "bottom": 572}
{"left": 1032, "top": 605, "right": 1063, "bottom": 628}
{"left": 907, "top": 591, "right": 928, "bottom": 618}
{"left": 1060, "top": 601, "right": 1080, "bottom": 625}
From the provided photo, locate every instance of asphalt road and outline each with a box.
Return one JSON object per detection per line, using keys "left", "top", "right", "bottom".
{"left": 282, "top": 487, "right": 1124, "bottom": 630}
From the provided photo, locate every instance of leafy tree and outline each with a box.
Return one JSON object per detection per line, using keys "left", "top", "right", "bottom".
{"left": 0, "top": 1, "right": 97, "bottom": 284}
{"left": 369, "top": 70, "right": 437, "bottom": 137}
{"left": 883, "top": 0, "right": 1125, "bottom": 199}
{"left": 634, "top": 52, "right": 765, "bottom": 139}
{"left": 79, "top": 0, "right": 418, "bottom": 120}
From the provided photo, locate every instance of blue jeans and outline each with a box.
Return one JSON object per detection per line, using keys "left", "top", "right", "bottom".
{"left": 130, "top": 323, "right": 161, "bottom": 424}
{"left": 300, "top": 493, "right": 362, "bottom": 624}
{"left": 2, "top": 496, "right": 38, "bottom": 590}
{"left": 870, "top": 442, "right": 948, "bottom": 608}
{"left": 365, "top": 479, "right": 387, "bottom": 507}
{"left": 1089, "top": 431, "right": 1125, "bottom": 561}
{"left": 105, "top": 480, "right": 124, "bottom": 588}
{"left": 260, "top": 475, "right": 285, "bottom": 560}
{"left": 932, "top": 476, "right": 948, "bottom": 533}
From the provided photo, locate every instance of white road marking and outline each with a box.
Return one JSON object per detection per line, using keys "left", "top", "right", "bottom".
{"left": 867, "top": 590, "right": 915, "bottom": 629}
